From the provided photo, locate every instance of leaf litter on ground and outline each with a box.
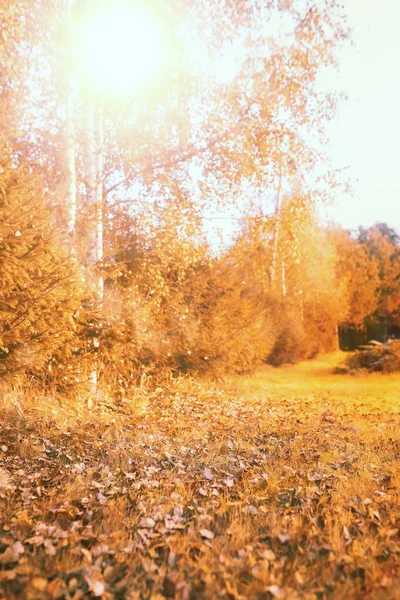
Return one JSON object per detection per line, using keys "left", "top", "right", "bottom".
{"left": 0, "top": 354, "right": 400, "bottom": 598}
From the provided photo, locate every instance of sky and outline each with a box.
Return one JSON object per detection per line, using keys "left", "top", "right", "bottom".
{"left": 71, "top": 1, "right": 400, "bottom": 239}
{"left": 321, "top": 0, "right": 400, "bottom": 232}
{"left": 202, "top": 0, "right": 400, "bottom": 244}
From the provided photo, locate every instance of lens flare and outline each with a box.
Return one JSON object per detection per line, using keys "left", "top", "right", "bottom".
{"left": 74, "top": 3, "right": 164, "bottom": 97}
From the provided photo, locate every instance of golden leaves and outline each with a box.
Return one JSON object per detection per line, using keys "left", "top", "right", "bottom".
{"left": 1, "top": 355, "right": 400, "bottom": 597}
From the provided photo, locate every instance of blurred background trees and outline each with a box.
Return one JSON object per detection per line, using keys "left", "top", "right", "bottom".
{"left": 0, "top": 0, "right": 398, "bottom": 388}
{"left": 335, "top": 223, "right": 400, "bottom": 349}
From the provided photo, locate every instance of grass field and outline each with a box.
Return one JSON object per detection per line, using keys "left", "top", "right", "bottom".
{"left": 1, "top": 353, "right": 400, "bottom": 599}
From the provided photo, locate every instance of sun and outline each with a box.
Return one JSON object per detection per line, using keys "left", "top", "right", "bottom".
{"left": 73, "top": 2, "right": 164, "bottom": 98}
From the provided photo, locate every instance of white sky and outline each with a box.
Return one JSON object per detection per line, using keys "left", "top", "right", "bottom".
{"left": 73, "top": 1, "right": 400, "bottom": 239}
{"left": 322, "top": 0, "right": 400, "bottom": 231}
{"left": 206, "top": 0, "right": 400, "bottom": 245}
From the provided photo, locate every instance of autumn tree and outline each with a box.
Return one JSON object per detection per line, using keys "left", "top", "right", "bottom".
{"left": 231, "top": 194, "right": 347, "bottom": 364}
{"left": 65, "top": 0, "right": 348, "bottom": 377}
{"left": 97, "top": 0, "right": 348, "bottom": 218}
{"left": 0, "top": 0, "right": 80, "bottom": 377}
{"left": 358, "top": 224, "right": 400, "bottom": 338}
{"left": 330, "top": 227, "right": 380, "bottom": 329}
{"left": 1, "top": 0, "right": 350, "bottom": 381}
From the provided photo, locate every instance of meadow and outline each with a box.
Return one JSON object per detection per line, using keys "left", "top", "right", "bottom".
{"left": 1, "top": 353, "right": 400, "bottom": 599}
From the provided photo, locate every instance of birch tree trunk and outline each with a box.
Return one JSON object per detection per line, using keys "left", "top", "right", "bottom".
{"left": 65, "top": 0, "right": 76, "bottom": 239}
{"left": 64, "top": 1, "right": 103, "bottom": 397}
{"left": 299, "top": 289, "right": 304, "bottom": 322}
{"left": 83, "top": 100, "right": 96, "bottom": 263}
{"left": 270, "top": 169, "right": 283, "bottom": 289}
{"left": 281, "top": 259, "right": 286, "bottom": 297}
{"left": 83, "top": 99, "right": 104, "bottom": 397}
{"left": 83, "top": 101, "right": 103, "bottom": 293}
{"left": 94, "top": 106, "right": 104, "bottom": 297}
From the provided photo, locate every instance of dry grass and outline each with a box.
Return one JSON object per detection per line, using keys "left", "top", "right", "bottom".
{"left": 1, "top": 354, "right": 400, "bottom": 599}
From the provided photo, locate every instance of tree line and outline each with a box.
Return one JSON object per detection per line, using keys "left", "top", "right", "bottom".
{"left": 3, "top": 0, "right": 395, "bottom": 391}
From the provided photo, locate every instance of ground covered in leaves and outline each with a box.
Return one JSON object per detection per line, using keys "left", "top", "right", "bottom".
{"left": 1, "top": 353, "right": 400, "bottom": 599}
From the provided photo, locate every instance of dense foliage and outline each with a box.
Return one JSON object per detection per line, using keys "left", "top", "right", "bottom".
{"left": 0, "top": 0, "right": 81, "bottom": 378}
{"left": 0, "top": 0, "right": 398, "bottom": 387}
{"left": 0, "top": 158, "right": 80, "bottom": 377}
{"left": 332, "top": 223, "right": 400, "bottom": 349}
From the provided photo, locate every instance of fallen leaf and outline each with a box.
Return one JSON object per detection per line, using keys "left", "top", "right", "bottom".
{"left": 0, "top": 541, "right": 24, "bottom": 564}
{"left": 224, "top": 478, "right": 234, "bottom": 487}
{"left": 308, "top": 472, "right": 323, "bottom": 482}
{"left": 44, "top": 539, "right": 57, "bottom": 556}
{"left": 0, "top": 569, "right": 16, "bottom": 582}
{"left": 262, "top": 549, "right": 276, "bottom": 560}
{"left": 277, "top": 534, "right": 290, "bottom": 543}
{"left": 0, "top": 468, "right": 11, "bottom": 489}
{"left": 139, "top": 517, "right": 156, "bottom": 528}
{"left": 200, "top": 529, "right": 214, "bottom": 540}
{"left": 31, "top": 577, "right": 48, "bottom": 592}
{"left": 204, "top": 468, "right": 213, "bottom": 480}
{"left": 242, "top": 505, "right": 258, "bottom": 515}
{"left": 69, "top": 578, "right": 78, "bottom": 592}
{"left": 295, "top": 571, "right": 304, "bottom": 584}
{"left": 92, "top": 581, "right": 106, "bottom": 597}
{"left": 81, "top": 547, "right": 92, "bottom": 563}
{"left": 25, "top": 535, "right": 45, "bottom": 546}
{"left": 168, "top": 551, "right": 177, "bottom": 567}
{"left": 381, "top": 575, "right": 392, "bottom": 587}
{"left": 266, "top": 584, "right": 284, "bottom": 598}
{"left": 343, "top": 525, "right": 352, "bottom": 541}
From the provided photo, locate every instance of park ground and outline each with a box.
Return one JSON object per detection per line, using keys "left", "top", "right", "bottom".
{"left": 1, "top": 353, "right": 400, "bottom": 599}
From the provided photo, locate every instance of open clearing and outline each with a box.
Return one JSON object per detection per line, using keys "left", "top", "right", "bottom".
{"left": 1, "top": 353, "right": 400, "bottom": 599}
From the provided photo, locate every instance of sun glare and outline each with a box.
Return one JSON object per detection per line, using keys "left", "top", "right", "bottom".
{"left": 74, "top": 3, "right": 164, "bottom": 97}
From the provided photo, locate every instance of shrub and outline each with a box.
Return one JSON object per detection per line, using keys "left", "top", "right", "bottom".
{"left": 343, "top": 340, "right": 400, "bottom": 374}
{"left": 70, "top": 249, "right": 278, "bottom": 387}
{"left": 268, "top": 315, "right": 307, "bottom": 366}
{"left": 0, "top": 159, "right": 81, "bottom": 378}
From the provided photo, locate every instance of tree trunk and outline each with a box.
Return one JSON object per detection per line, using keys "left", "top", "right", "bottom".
{"left": 65, "top": 0, "right": 76, "bottom": 239}
{"left": 64, "top": 2, "right": 104, "bottom": 398}
{"left": 270, "top": 168, "right": 283, "bottom": 289}
{"left": 83, "top": 100, "right": 104, "bottom": 397}
{"left": 83, "top": 100, "right": 96, "bottom": 264}
{"left": 281, "top": 259, "right": 286, "bottom": 297}
{"left": 299, "top": 289, "right": 304, "bottom": 322}
{"left": 94, "top": 106, "right": 104, "bottom": 297}
{"left": 83, "top": 100, "right": 103, "bottom": 293}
